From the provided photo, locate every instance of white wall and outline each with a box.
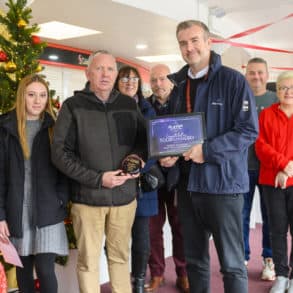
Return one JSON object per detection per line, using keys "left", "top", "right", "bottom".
{"left": 42, "top": 65, "right": 87, "bottom": 103}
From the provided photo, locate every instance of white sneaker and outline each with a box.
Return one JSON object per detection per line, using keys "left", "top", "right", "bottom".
{"left": 262, "top": 258, "right": 276, "bottom": 281}
{"left": 287, "top": 279, "right": 293, "bottom": 293}
{"left": 270, "top": 276, "right": 289, "bottom": 293}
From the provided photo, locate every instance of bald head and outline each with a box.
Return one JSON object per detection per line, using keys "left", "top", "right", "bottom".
{"left": 150, "top": 64, "right": 173, "bottom": 104}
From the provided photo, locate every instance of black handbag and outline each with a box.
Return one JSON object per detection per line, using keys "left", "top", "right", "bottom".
{"left": 139, "top": 163, "right": 165, "bottom": 193}
{"left": 166, "top": 163, "right": 180, "bottom": 192}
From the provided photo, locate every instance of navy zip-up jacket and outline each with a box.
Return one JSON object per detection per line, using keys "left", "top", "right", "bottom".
{"left": 135, "top": 97, "right": 159, "bottom": 217}
{"left": 168, "top": 51, "right": 259, "bottom": 194}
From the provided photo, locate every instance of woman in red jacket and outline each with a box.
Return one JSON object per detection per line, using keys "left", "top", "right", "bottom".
{"left": 255, "top": 71, "right": 293, "bottom": 293}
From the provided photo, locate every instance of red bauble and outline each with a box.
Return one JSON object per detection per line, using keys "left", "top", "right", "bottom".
{"left": 32, "top": 35, "right": 41, "bottom": 45}
{"left": 34, "top": 278, "right": 40, "bottom": 290}
{"left": 55, "top": 101, "right": 61, "bottom": 109}
{"left": 0, "top": 50, "right": 8, "bottom": 62}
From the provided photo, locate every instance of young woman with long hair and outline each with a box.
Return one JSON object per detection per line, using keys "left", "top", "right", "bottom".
{"left": 0, "top": 74, "right": 68, "bottom": 293}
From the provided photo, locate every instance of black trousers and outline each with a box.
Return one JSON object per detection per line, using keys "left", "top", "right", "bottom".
{"left": 177, "top": 182, "right": 248, "bottom": 293}
{"left": 16, "top": 253, "right": 57, "bottom": 293}
{"left": 131, "top": 216, "right": 150, "bottom": 279}
{"left": 263, "top": 185, "right": 293, "bottom": 278}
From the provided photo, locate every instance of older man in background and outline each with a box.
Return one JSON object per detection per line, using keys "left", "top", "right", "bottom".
{"left": 145, "top": 64, "right": 189, "bottom": 293}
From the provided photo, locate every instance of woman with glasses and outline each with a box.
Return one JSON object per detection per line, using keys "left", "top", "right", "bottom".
{"left": 0, "top": 74, "right": 68, "bottom": 293}
{"left": 255, "top": 71, "right": 293, "bottom": 293}
{"left": 114, "top": 66, "right": 163, "bottom": 293}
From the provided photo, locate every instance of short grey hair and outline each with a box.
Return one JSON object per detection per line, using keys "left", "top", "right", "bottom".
{"left": 276, "top": 71, "right": 293, "bottom": 88}
{"left": 87, "top": 50, "right": 114, "bottom": 68}
{"left": 176, "top": 20, "right": 210, "bottom": 40}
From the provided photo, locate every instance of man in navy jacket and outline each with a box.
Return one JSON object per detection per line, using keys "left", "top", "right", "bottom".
{"left": 160, "top": 20, "right": 258, "bottom": 293}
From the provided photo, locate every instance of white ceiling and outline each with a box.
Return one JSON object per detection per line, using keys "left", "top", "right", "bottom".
{"left": 28, "top": 0, "right": 293, "bottom": 70}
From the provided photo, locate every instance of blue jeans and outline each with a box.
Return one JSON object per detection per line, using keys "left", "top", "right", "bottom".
{"left": 242, "top": 170, "right": 272, "bottom": 261}
{"left": 178, "top": 182, "right": 248, "bottom": 293}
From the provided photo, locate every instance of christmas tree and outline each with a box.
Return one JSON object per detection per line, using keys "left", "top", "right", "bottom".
{"left": 0, "top": 0, "right": 46, "bottom": 114}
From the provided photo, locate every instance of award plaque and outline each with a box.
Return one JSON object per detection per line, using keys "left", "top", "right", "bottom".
{"left": 121, "top": 154, "right": 142, "bottom": 175}
{"left": 147, "top": 113, "right": 206, "bottom": 158}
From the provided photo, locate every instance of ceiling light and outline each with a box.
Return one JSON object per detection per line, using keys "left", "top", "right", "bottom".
{"left": 35, "top": 21, "right": 102, "bottom": 40}
{"left": 136, "top": 54, "right": 182, "bottom": 63}
{"left": 209, "top": 6, "right": 226, "bottom": 18}
{"left": 48, "top": 54, "right": 59, "bottom": 60}
{"left": 136, "top": 44, "right": 148, "bottom": 50}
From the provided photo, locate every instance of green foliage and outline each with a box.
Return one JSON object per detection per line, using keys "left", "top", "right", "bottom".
{"left": 0, "top": 0, "right": 46, "bottom": 114}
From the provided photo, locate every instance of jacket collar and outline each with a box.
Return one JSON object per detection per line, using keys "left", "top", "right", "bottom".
{"left": 74, "top": 81, "right": 120, "bottom": 104}
{"left": 0, "top": 110, "right": 54, "bottom": 137}
{"left": 167, "top": 51, "right": 222, "bottom": 86}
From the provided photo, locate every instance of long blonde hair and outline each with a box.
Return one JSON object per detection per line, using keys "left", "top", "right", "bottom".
{"left": 13, "top": 74, "right": 55, "bottom": 159}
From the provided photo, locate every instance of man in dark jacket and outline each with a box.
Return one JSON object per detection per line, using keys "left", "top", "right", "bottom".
{"left": 160, "top": 20, "right": 259, "bottom": 293}
{"left": 51, "top": 50, "right": 146, "bottom": 293}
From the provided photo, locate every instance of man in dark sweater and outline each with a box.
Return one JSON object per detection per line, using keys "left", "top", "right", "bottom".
{"left": 51, "top": 50, "right": 146, "bottom": 293}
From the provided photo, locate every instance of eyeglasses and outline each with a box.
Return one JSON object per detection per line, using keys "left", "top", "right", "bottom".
{"left": 278, "top": 86, "right": 293, "bottom": 92}
{"left": 120, "top": 77, "right": 139, "bottom": 83}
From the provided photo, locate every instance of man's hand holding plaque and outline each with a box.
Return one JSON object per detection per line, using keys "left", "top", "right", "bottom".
{"left": 102, "top": 155, "right": 142, "bottom": 189}
{"left": 159, "top": 156, "right": 179, "bottom": 168}
{"left": 183, "top": 144, "right": 204, "bottom": 163}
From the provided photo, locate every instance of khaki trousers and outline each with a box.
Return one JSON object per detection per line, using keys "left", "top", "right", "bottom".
{"left": 71, "top": 200, "right": 137, "bottom": 293}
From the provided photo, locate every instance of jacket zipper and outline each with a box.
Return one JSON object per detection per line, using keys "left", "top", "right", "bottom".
{"left": 104, "top": 103, "right": 115, "bottom": 205}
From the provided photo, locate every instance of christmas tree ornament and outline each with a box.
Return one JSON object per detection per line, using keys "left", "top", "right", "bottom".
{"left": 31, "top": 35, "right": 41, "bottom": 44}
{"left": 52, "top": 97, "right": 61, "bottom": 110}
{"left": 34, "top": 278, "right": 40, "bottom": 290}
{"left": 36, "top": 64, "right": 43, "bottom": 72}
{"left": 0, "top": 50, "right": 8, "bottom": 62}
{"left": 4, "top": 61, "right": 17, "bottom": 72}
{"left": 17, "top": 18, "right": 27, "bottom": 28}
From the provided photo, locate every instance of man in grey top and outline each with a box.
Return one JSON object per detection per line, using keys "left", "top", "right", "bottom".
{"left": 243, "top": 57, "right": 278, "bottom": 280}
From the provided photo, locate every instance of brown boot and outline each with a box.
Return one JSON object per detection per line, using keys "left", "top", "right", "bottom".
{"left": 145, "top": 276, "right": 164, "bottom": 292}
{"left": 176, "top": 276, "right": 190, "bottom": 293}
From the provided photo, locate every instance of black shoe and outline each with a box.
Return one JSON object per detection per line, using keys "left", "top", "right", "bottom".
{"left": 133, "top": 278, "right": 145, "bottom": 293}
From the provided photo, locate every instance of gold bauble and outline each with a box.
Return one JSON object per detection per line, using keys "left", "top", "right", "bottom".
{"left": 36, "top": 64, "right": 43, "bottom": 72}
{"left": 4, "top": 61, "right": 17, "bottom": 72}
{"left": 17, "top": 19, "right": 27, "bottom": 28}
